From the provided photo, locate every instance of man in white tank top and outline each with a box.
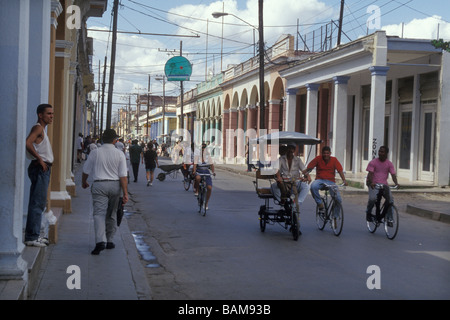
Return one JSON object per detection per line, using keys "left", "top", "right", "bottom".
{"left": 24, "top": 104, "right": 54, "bottom": 247}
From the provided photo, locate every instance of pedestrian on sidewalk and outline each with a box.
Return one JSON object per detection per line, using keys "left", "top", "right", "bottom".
{"left": 24, "top": 104, "right": 54, "bottom": 247}
{"left": 76, "top": 132, "right": 84, "bottom": 163}
{"left": 129, "top": 139, "right": 143, "bottom": 182}
{"left": 82, "top": 129, "right": 129, "bottom": 255}
{"left": 144, "top": 142, "right": 159, "bottom": 186}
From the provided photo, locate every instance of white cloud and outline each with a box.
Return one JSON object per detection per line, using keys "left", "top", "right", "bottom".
{"left": 382, "top": 15, "right": 450, "bottom": 40}
{"left": 166, "top": 0, "right": 335, "bottom": 78}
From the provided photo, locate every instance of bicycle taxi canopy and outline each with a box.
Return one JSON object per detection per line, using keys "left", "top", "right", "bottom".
{"left": 253, "top": 131, "right": 321, "bottom": 145}
{"left": 249, "top": 131, "right": 321, "bottom": 172}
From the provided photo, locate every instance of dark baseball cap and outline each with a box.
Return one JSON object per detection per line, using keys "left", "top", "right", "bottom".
{"left": 103, "top": 128, "right": 120, "bottom": 140}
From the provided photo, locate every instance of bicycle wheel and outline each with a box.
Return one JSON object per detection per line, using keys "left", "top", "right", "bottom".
{"left": 331, "top": 202, "right": 344, "bottom": 236}
{"left": 384, "top": 205, "right": 399, "bottom": 240}
{"left": 366, "top": 213, "right": 378, "bottom": 233}
{"left": 198, "top": 186, "right": 204, "bottom": 212}
{"left": 258, "top": 205, "right": 266, "bottom": 232}
{"left": 315, "top": 206, "right": 327, "bottom": 230}
{"left": 291, "top": 211, "right": 300, "bottom": 241}
{"left": 199, "top": 187, "right": 207, "bottom": 216}
{"left": 183, "top": 177, "right": 191, "bottom": 191}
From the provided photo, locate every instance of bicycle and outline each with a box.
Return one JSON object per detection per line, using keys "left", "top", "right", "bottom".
{"left": 195, "top": 164, "right": 214, "bottom": 216}
{"left": 366, "top": 184, "right": 399, "bottom": 240}
{"left": 255, "top": 173, "right": 301, "bottom": 241}
{"left": 315, "top": 184, "right": 345, "bottom": 236}
{"left": 196, "top": 173, "right": 210, "bottom": 216}
{"left": 182, "top": 165, "right": 195, "bottom": 191}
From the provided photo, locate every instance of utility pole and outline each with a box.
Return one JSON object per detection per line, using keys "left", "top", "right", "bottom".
{"left": 180, "top": 41, "right": 184, "bottom": 130}
{"left": 95, "top": 60, "right": 100, "bottom": 137}
{"left": 100, "top": 56, "right": 107, "bottom": 139}
{"left": 106, "top": 0, "right": 119, "bottom": 129}
{"left": 147, "top": 74, "right": 150, "bottom": 141}
{"left": 258, "top": 0, "right": 265, "bottom": 131}
{"left": 337, "top": 0, "right": 345, "bottom": 46}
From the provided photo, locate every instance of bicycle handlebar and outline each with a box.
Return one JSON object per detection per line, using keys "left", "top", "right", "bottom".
{"left": 196, "top": 172, "right": 216, "bottom": 177}
{"left": 375, "top": 183, "right": 399, "bottom": 190}
{"left": 196, "top": 164, "right": 211, "bottom": 168}
{"left": 321, "top": 183, "right": 346, "bottom": 191}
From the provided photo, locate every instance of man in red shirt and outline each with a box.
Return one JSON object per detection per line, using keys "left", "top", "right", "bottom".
{"left": 305, "top": 146, "right": 347, "bottom": 213}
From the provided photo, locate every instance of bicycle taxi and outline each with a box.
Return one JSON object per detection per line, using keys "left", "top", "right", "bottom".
{"left": 251, "top": 131, "right": 321, "bottom": 241}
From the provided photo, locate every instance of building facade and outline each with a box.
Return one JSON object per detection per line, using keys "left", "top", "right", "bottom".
{"left": 0, "top": 0, "right": 106, "bottom": 285}
{"left": 279, "top": 31, "right": 449, "bottom": 186}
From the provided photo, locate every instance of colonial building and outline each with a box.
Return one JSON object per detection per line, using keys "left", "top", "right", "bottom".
{"left": 279, "top": 31, "right": 450, "bottom": 186}
{"left": 0, "top": 0, "right": 106, "bottom": 297}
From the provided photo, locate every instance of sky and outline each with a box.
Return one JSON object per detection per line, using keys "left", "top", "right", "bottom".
{"left": 85, "top": 0, "right": 450, "bottom": 120}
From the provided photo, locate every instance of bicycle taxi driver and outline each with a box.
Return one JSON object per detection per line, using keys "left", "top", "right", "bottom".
{"left": 365, "top": 146, "right": 399, "bottom": 221}
{"left": 272, "top": 143, "right": 311, "bottom": 208}
{"left": 193, "top": 143, "right": 216, "bottom": 210}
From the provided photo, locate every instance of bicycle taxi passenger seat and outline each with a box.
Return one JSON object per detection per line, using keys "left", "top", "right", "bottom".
{"left": 254, "top": 169, "right": 275, "bottom": 199}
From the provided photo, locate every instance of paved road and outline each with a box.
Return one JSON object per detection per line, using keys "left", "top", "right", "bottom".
{"left": 125, "top": 160, "right": 450, "bottom": 300}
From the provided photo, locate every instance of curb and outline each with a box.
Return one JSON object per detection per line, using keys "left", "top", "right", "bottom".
{"left": 406, "top": 204, "right": 450, "bottom": 224}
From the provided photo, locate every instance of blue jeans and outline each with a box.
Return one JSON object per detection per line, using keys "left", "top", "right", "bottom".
{"left": 25, "top": 162, "right": 51, "bottom": 241}
{"left": 310, "top": 179, "right": 342, "bottom": 205}
{"left": 271, "top": 181, "right": 310, "bottom": 206}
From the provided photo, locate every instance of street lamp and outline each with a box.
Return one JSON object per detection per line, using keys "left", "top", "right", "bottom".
{"left": 212, "top": 0, "right": 265, "bottom": 131}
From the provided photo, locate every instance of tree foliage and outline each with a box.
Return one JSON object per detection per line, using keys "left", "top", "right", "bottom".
{"left": 431, "top": 39, "right": 450, "bottom": 52}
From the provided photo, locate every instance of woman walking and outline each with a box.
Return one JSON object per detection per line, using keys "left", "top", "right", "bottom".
{"left": 144, "top": 142, "right": 159, "bottom": 186}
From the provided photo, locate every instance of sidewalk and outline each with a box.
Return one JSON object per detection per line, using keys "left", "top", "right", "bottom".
{"left": 28, "top": 163, "right": 152, "bottom": 300}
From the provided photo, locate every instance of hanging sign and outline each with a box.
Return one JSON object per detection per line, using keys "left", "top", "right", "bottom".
{"left": 164, "top": 56, "right": 192, "bottom": 81}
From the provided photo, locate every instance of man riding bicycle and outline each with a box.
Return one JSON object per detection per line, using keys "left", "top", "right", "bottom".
{"left": 272, "top": 143, "right": 311, "bottom": 208}
{"left": 365, "top": 146, "right": 399, "bottom": 222}
{"left": 305, "top": 146, "right": 348, "bottom": 214}
{"left": 193, "top": 143, "right": 215, "bottom": 210}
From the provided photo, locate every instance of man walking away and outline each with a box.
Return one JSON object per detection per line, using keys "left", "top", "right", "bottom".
{"left": 82, "top": 129, "right": 128, "bottom": 255}
{"left": 24, "top": 104, "right": 54, "bottom": 247}
{"left": 129, "top": 139, "right": 143, "bottom": 182}
{"left": 76, "top": 133, "right": 84, "bottom": 163}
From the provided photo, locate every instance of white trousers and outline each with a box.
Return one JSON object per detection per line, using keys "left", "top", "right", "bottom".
{"left": 91, "top": 181, "right": 121, "bottom": 243}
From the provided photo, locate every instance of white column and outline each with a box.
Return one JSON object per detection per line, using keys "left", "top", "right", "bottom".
{"left": 25, "top": 0, "right": 52, "bottom": 218}
{"left": 389, "top": 78, "right": 399, "bottom": 166}
{"left": 305, "top": 83, "right": 319, "bottom": 135}
{"left": 306, "top": 83, "right": 319, "bottom": 155}
{"left": 332, "top": 76, "right": 350, "bottom": 168}
{"left": 0, "top": 0, "right": 30, "bottom": 280}
{"left": 368, "top": 66, "right": 389, "bottom": 161}
{"left": 285, "top": 88, "right": 297, "bottom": 131}
{"left": 436, "top": 51, "right": 450, "bottom": 186}
{"left": 410, "top": 74, "right": 421, "bottom": 181}
{"left": 352, "top": 88, "right": 362, "bottom": 173}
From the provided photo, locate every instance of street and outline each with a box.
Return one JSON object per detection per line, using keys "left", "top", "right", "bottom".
{"left": 125, "top": 159, "right": 450, "bottom": 300}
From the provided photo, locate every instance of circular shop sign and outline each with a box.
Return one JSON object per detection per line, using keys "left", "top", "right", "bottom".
{"left": 164, "top": 56, "right": 192, "bottom": 81}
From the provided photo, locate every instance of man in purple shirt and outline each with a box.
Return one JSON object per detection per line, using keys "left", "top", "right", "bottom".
{"left": 366, "top": 146, "right": 399, "bottom": 221}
